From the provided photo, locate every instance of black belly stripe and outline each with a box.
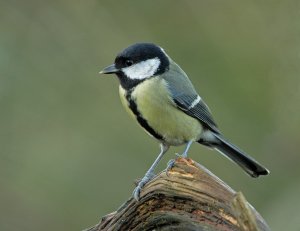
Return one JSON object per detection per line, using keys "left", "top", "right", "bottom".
{"left": 125, "top": 91, "right": 163, "bottom": 141}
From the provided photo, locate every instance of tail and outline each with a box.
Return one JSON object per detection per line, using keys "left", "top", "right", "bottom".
{"left": 211, "top": 133, "right": 269, "bottom": 177}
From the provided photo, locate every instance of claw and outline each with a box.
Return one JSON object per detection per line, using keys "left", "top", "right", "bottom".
{"left": 166, "top": 153, "right": 189, "bottom": 176}
{"left": 132, "top": 173, "right": 154, "bottom": 201}
{"left": 166, "top": 159, "right": 176, "bottom": 176}
{"left": 175, "top": 153, "right": 187, "bottom": 158}
{"left": 133, "top": 185, "right": 142, "bottom": 201}
{"left": 175, "top": 153, "right": 181, "bottom": 158}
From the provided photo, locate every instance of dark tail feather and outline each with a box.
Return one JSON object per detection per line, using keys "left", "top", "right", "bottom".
{"left": 212, "top": 133, "right": 269, "bottom": 177}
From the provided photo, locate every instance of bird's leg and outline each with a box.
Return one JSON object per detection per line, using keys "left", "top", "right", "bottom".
{"left": 177, "top": 140, "right": 194, "bottom": 158}
{"left": 133, "top": 143, "right": 169, "bottom": 201}
{"left": 166, "top": 140, "right": 193, "bottom": 174}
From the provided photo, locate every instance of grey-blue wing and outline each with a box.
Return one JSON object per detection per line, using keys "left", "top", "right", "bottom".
{"left": 163, "top": 60, "right": 219, "bottom": 134}
{"left": 171, "top": 92, "right": 220, "bottom": 134}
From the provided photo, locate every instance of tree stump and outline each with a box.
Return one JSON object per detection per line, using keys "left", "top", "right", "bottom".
{"left": 85, "top": 158, "right": 270, "bottom": 231}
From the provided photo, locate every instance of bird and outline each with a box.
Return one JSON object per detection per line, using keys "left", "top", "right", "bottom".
{"left": 100, "top": 42, "right": 269, "bottom": 201}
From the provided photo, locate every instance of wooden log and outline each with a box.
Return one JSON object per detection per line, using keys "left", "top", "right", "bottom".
{"left": 85, "top": 158, "right": 270, "bottom": 231}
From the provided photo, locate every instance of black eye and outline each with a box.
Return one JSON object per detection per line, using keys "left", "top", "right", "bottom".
{"left": 125, "top": 59, "right": 133, "bottom": 67}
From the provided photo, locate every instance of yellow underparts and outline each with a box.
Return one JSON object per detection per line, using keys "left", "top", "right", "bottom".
{"left": 119, "top": 78, "right": 202, "bottom": 146}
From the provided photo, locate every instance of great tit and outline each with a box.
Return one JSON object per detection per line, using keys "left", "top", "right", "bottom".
{"left": 100, "top": 43, "right": 269, "bottom": 200}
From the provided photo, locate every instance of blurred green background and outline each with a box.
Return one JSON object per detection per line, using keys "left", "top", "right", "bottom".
{"left": 1, "top": 1, "right": 300, "bottom": 230}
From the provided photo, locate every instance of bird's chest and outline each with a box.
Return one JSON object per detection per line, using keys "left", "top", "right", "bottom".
{"left": 120, "top": 78, "right": 172, "bottom": 121}
{"left": 119, "top": 78, "right": 202, "bottom": 145}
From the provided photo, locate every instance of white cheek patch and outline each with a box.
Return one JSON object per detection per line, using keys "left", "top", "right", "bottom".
{"left": 122, "top": 58, "right": 161, "bottom": 80}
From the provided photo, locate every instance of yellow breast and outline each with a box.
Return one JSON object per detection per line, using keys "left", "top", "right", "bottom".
{"left": 119, "top": 78, "right": 202, "bottom": 146}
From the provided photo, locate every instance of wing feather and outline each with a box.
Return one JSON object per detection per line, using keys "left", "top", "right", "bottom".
{"left": 163, "top": 60, "right": 220, "bottom": 133}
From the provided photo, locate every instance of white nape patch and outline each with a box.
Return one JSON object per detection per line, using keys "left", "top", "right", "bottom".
{"left": 122, "top": 58, "right": 160, "bottom": 80}
{"left": 160, "top": 47, "right": 170, "bottom": 59}
{"left": 188, "top": 95, "right": 201, "bottom": 109}
{"left": 160, "top": 47, "right": 167, "bottom": 55}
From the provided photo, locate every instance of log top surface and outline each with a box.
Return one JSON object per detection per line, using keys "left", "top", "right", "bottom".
{"left": 86, "top": 158, "right": 270, "bottom": 231}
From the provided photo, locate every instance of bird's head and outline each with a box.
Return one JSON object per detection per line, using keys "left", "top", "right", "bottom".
{"left": 100, "top": 43, "right": 170, "bottom": 89}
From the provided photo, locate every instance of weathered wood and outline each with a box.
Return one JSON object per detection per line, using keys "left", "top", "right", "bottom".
{"left": 86, "top": 158, "right": 270, "bottom": 231}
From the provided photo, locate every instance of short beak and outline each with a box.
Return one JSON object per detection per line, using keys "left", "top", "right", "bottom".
{"left": 99, "top": 64, "right": 119, "bottom": 74}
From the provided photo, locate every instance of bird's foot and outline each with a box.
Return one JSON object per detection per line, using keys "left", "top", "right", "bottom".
{"left": 132, "top": 172, "right": 155, "bottom": 201}
{"left": 175, "top": 152, "right": 188, "bottom": 158}
{"left": 166, "top": 153, "right": 188, "bottom": 176}
{"left": 166, "top": 159, "right": 176, "bottom": 176}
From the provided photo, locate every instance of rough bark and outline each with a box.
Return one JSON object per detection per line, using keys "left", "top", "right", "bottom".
{"left": 85, "top": 158, "right": 270, "bottom": 231}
